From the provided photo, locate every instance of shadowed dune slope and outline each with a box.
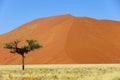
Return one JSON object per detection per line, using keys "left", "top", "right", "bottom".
{"left": 0, "top": 14, "right": 120, "bottom": 64}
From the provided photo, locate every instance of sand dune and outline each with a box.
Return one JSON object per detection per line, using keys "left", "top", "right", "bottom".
{"left": 0, "top": 14, "right": 120, "bottom": 64}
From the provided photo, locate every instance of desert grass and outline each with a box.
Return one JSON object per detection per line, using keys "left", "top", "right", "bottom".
{"left": 0, "top": 64, "right": 120, "bottom": 80}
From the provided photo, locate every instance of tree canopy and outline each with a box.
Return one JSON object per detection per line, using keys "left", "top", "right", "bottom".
{"left": 4, "top": 39, "right": 42, "bottom": 55}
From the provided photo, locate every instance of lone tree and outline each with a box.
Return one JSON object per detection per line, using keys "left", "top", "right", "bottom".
{"left": 4, "top": 39, "right": 42, "bottom": 70}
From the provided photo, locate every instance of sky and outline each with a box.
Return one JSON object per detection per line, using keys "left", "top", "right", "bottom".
{"left": 0, "top": 0, "right": 120, "bottom": 34}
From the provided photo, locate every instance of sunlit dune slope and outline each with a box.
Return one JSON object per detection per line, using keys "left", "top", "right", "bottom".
{"left": 0, "top": 14, "right": 120, "bottom": 64}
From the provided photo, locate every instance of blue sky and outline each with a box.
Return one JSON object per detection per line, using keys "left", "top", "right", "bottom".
{"left": 0, "top": 0, "right": 120, "bottom": 34}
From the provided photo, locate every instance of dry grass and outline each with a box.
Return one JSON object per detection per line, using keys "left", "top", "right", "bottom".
{"left": 0, "top": 64, "right": 120, "bottom": 80}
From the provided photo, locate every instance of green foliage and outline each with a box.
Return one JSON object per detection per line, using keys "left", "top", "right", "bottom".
{"left": 4, "top": 43, "right": 13, "bottom": 49}
{"left": 4, "top": 40, "right": 20, "bottom": 49}
{"left": 4, "top": 39, "right": 42, "bottom": 55}
{"left": 4, "top": 40, "right": 21, "bottom": 54}
{"left": 26, "top": 40, "right": 42, "bottom": 51}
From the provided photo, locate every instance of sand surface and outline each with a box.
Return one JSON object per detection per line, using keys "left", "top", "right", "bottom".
{"left": 0, "top": 14, "right": 120, "bottom": 64}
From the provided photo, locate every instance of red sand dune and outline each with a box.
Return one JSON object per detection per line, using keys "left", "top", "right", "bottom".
{"left": 0, "top": 14, "right": 120, "bottom": 64}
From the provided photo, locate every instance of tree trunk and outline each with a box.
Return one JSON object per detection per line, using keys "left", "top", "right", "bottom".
{"left": 22, "top": 54, "right": 25, "bottom": 70}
